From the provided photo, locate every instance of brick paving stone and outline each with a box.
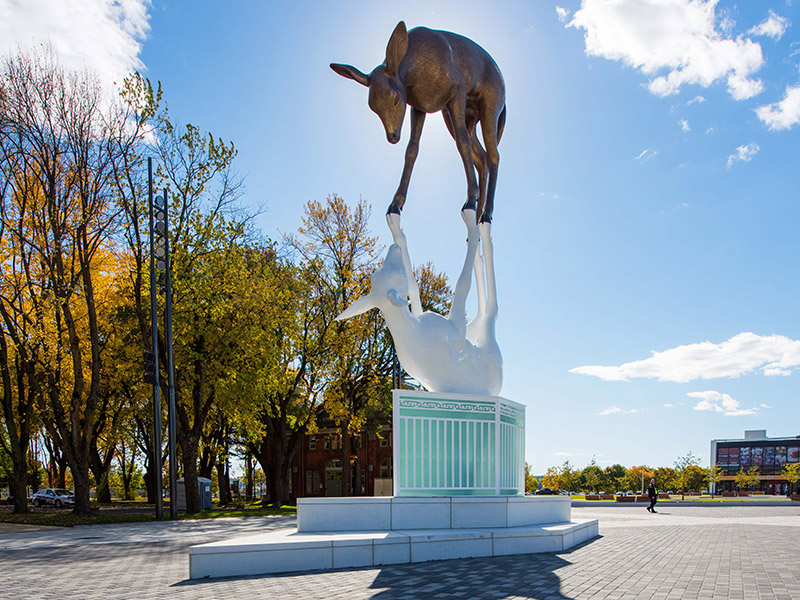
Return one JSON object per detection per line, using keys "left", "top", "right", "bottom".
{"left": 2, "top": 506, "right": 800, "bottom": 599}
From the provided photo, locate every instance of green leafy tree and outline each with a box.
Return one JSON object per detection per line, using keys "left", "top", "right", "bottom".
{"left": 707, "top": 464, "right": 722, "bottom": 497}
{"left": 735, "top": 465, "right": 760, "bottom": 493}
{"left": 622, "top": 466, "right": 652, "bottom": 494}
{"left": 541, "top": 466, "right": 561, "bottom": 490}
{"left": 559, "top": 460, "right": 579, "bottom": 492}
{"left": 674, "top": 451, "right": 701, "bottom": 500}
{"left": 603, "top": 464, "right": 626, "bottom": 492}
{"left": 654, "top": 467, "right": 679, "bottom": 492}
{"left": 524, "top": 462, "right": 538, "bottom": 493}
{"left": 580, "top": 460, "right": 604, "bottom": 493}
{"left": 782, "top": 463, "right": 800, "bottom": 496}
{"left": 289, "top": 196, "right": 389, "bottom": 497}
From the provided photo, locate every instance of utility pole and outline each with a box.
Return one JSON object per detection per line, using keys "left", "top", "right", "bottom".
{"left": 146, "top": 159, "right": 177, "bottom": 519}
{"left": 147, "top": 158, "right": 163, "bottom": 520}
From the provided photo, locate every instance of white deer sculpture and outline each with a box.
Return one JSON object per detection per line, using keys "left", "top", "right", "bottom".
{"left": 335, "top": 209, "right": 503, "bottom": 397}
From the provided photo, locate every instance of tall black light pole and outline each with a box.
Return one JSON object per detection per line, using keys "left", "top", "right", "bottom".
{"left": 162, "top": 187, "right": 178, "bottom": 520}
{"left": 147, "top": 157, "right": 163, "bottom": 520}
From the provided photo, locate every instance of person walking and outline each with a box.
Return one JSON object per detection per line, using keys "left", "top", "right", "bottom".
{"left": 647, "top": 478, "right": 658, "bottom": 513}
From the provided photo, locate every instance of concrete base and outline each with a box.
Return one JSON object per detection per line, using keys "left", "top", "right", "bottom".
{"left": 189, "top": 519, "right": 598, "bottom": 579}
{"left": 297, "top": 495, "right": 572, "bottom": 531}
{"left": 189, "top": 497, "right": 598, "bottom": 579}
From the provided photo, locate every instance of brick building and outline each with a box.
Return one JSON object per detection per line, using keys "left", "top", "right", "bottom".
{"left": 288, "top": 425, "right": 394, "bottom": 499}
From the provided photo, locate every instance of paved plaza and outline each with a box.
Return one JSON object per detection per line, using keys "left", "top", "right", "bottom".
{"left": 2, "top": 505, "right": 800, "bottom": 599}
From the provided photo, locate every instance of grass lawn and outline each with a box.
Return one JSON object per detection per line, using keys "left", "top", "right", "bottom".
{"left": 0, "top": 501, "right": 297, "bottom": 527}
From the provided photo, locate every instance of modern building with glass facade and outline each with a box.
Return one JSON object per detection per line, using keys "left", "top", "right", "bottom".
{"left": 710, "top": 429, "right": 800, "bottom": 495}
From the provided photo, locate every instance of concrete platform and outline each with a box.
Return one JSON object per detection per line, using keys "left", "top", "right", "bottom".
{"left": 297, "top": 495, "right": 572, "bottom": 531}
{"left": 189, "top": 519, "right": 599, "bottom": 579}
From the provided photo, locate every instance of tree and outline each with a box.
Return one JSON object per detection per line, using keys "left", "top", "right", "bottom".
{"left": 782, "top": 463, "right": 800, "bottom": 496}
{"left": 654, "top": 467, "right": 679, "bottom": 492}
{"left": 226, "top": 250, "right": 331, "bottom": 509}
{"left": 707, "top": 464, "right": 722, "bottom": 498}
{"left": 289, "top": 196, "right": 389, "bottom": 497}
{"left": 540, "top": 466, "right": 561, "bottom": 491}
{"left": 524, "top": 462, "right": 538, "bottom": 493}
{"left": 734, "top": 465, "right": 760, "bottom": 493}
{"left": 684, "top": 464, "right": 706, "bottom": 492}
{"left": 580, "top": 459, "right": 604, "bottom": 492}
{"left": 603, "top": 464, "right": 626, "bottom": 492}
{"left": 558, "top": 460, "right": 579, "bottom": 492}
{"left": 621, "top": 466, "right": 652, "bottom": 494}
{"left": 0, "top": 46, "right": 130, "bottom": 514}
{"left": 674, "top": 451, "right": 701, "bottom": 501}
{"left": 111, "top": 74, "right": 252, "bottom": 513}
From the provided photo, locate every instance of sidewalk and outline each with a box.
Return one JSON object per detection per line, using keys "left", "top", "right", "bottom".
{"left": 1, "top": 505, "right": 799, "bottom": 599}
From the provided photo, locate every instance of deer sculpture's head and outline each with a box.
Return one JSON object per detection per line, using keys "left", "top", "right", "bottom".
{"left": 335, "top": 244, "right": 409, "bottom": 321}
{"left": 331, "top": 21, "right": 409, "bottom": 145}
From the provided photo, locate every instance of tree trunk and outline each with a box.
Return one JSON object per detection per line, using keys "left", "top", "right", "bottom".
{"left": 10, "top": 459, "right": 29, "bottom": 514}
{"left": 71, "top": 460, "right": 92, "bottom": 514}
{"left": 245, "top": 452, "right": 254, "bottom": 501}
{"left": 216, "top": 458, "right": 231, "bottom": 505}
{"left": 180, "top": 439, "right": 201, "bottom": 513}
{"left": 352, "top": 435, "right": 362, "bottom": 496}
{"left": 341, "top": 424, "right": 351, "bottom": 497}
{"left": 89, "top": 441, "right": 114, "bottom": 503}
{"left": 143, "top": 459, "right": 155, "bottom": 504}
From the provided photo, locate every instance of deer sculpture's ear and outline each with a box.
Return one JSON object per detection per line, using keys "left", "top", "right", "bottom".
{"left": 387, "top": 289, "right": 409, "bottom": 308}
{"left": 330, "top": 63, "right": 370, "bottom": 87}
{"left": 385, "top": 21, "right": 408, "bottom": 78}
{"left": 335, "top": 294, "right": 376, "bottom": 321}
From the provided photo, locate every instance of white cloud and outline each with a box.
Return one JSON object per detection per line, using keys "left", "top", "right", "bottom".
{"left": 556, "top": 6, "right": 570, "bottom": 23}
{"left": 571, "top": 332, "right": 800, "bottom": 383}
{"left": 756, "top": 84, "right": 800, "bottom": 130}
{"left": 760, "top": 403, "right": 772, "bottom": 408}
{"left": 554, "top": 451, "right": 576, "bottom": 456}
{"left": 663, "top": 403, "right": 674, "bottom": 407}
{"left": 635, "top": 148, "right": 658, "bottom": 161}
{"left": 680, "top": 119, "right": 691, "bottom": 131}
{"left": 748, "top": 10, "right": 790, "bottom": 40}
{"left": 0, "top": 0, "right": 151, "bottom": 92}
{"left": 598, "top": 406, "right": 641, "bottom": 415}
{"left": 689, "top": 390, "right": 757, "bottom": 416}
{"left": 705, "top": 127, "right": 715, "bottom": 134}
{"left": 569, "top": 0, "right": 765, "bottom": 99}
{"left": 687, "top": 95, "right": 706, "bottom": 104}
{"left": 727, "top": 142, "right": 759, "bottom": 167}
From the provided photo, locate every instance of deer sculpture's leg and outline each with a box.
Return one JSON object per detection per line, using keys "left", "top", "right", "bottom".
{"left": 449, "top": 209, "right": 480, "bottom": 339}
{"left": 445, "top": 96, "right": 480, "bottom": 215}
{"left": 479, "top": 106, "right": 502, "bottom": 223}
{"left": 386, "top": 213, "right": 423, "bottom": 317}
{"left": 469, "top": 118, "right": 489, "bottom": 225}
{"left": 388, "top": 108, "right": 426, "bottom": 216}
{"left": 479, "top": 221, "right": 498, "bottom": 328}
{"left": 466, "top": 237, "right": 487, "bottom": 346}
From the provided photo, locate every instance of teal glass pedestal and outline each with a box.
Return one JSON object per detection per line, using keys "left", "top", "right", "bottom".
{"left": 392, "top": 390, "right": 525, "bottom": 497}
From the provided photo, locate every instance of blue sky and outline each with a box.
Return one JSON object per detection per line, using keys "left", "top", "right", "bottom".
{"left": 3, "top": 0, "right": 798, "bottom": 474}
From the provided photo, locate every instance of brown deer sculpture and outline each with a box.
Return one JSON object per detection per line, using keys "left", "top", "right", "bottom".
{"left": 331, "top": 21, "right": 506, "bottom": 223}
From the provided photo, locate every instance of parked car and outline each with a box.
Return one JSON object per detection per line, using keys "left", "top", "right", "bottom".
{"left": 534, "top": 488, "right": 559, "bottom": 495}
{"left": 31, "top": 488, "right": 75, "bottom": 508}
